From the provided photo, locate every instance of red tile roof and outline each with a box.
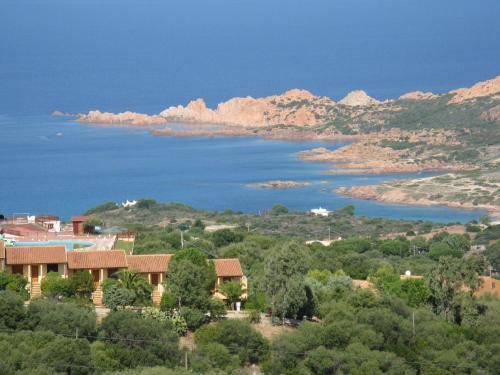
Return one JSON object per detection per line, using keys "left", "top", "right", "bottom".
{"left": 71, "top": 216, "right": 89, "bottom": 222}
{"left": 126, "top": 254, "right": 172, "bottom": 273}
{"left": 6, "top": 246, "right": 66, "bottom": 264}
{"left": 67, "top": 250, "right": 127, "bottom": 269}
{"left": 213, "top": 258, "right": 243, "bottom": 277}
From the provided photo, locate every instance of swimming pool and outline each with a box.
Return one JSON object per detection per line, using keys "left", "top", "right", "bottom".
{"left": 13, "top": 240, "right": 95, "bottom": 251}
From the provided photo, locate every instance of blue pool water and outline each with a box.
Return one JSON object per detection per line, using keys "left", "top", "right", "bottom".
{"left": 13, "top": 240, "right": 95, "bottom": 251}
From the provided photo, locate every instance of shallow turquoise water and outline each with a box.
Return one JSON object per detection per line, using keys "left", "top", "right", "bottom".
{"left": 0, "top": 115, "right": 486, "bottom": 223}
{"left": 13, "top": 240, "right": 95, "bottom": 251}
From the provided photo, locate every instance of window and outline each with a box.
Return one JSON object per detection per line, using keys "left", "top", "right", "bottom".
{"left": 47, "top": 264, "right": 59, "bottom": 273}
{"left": 11, "top": 265, "right": 23, "bottom": 274}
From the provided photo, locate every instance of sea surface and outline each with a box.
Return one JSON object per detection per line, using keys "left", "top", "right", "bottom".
{"left": 1, "top": 0, "right": 498, "bottom": 222}
{"left": 0, "top": 115, "right": 485, "bottom": 223}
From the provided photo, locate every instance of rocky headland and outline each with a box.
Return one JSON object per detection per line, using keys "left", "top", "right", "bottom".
{"left": 62, "top": 76, "right": 500, "bottom": 215}
{"left": 247, "top": 180, "right": 314, "bottom": 189}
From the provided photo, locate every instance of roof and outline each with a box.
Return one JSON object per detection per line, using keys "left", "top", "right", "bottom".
{"left": 6, "top": 246, "right": 66, "bottom": 264}
{"left": 71, "top": 216, "right": 89, "bottom": 222}
{"left": 212, "top": 258, "right": 243, "bottom": 277}
{"left": 126, "top": 254, "right": 172, "bottom": 273}
{"left": 36, "top": 215, "right": 59, "bottom": 222}
{"left": 67, "top": 250, "right": 127, "bottom": 269}
{"left": 0, "top": 241, "right": 5, "bottom": 259}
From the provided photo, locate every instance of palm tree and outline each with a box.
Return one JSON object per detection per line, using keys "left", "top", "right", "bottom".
{"left": 114, "top": 270, "right": 153, "bottom": 304}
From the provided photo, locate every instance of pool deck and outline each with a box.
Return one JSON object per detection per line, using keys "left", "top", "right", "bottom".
{"left": 7, "top": 230, "right": 116, "bottom": 251}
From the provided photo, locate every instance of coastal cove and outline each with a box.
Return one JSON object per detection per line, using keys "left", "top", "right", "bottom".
{"left": 0, "top": 114, "right": 486, "bottom": 223}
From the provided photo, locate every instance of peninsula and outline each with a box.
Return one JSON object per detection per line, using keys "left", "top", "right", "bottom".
{"left": 59, "top": 76, "right": 500, "bottom": 217}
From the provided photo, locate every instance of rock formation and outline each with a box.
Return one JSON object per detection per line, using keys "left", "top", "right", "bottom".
{"left": 399, "top": 91, "right": 437, "bottom": 100}
{"left": 77, "top": 110, "right": 168, "bottom": 126}
{"left": 338, "top": 90, "right": 380, "bottom": 106}
{"left": 448, "top": 76, "right": 500, "bottom": 103}
{"left": 480, "top": 104, "right": 500, "bottom": 122}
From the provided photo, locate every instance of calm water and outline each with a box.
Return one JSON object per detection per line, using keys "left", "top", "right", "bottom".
{"left": 0, "top": 115, "right": 485, "bottom": 222}
{"left": 1, "top": 0, "right": 498, "bottom": 222}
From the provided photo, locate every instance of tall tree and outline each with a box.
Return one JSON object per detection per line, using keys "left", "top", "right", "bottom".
{"left": 166, "top": 248, "right": 216, "bottom": 310}
{"left": 264, "top": 241, "right": 310, "bottom": 321}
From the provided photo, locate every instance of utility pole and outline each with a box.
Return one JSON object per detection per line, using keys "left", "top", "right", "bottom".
{"left": 246, "top": 223, "right": 250, "bottom": 232}
{"left": 328, "top": 227, "right": 331, "bottom": 242}
{"left": 75, "top": 328, "right": 79, "bottom": 339}
{"left": 180, "top": 231, "right": 184, "bottom": 249}
{"left": 412, "top": 311, "right": 415, "bottom": 336}
{"left": 184, "top": 351, "right": 188, "bottom": 370}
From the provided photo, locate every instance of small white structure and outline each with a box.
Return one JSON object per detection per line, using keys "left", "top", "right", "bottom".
{"left": 310, "top": 207, "right": 331, "bottom": 217}
{"left": 122, "top": 200, "right": 138, "bottom": 208}
{"left": 405, "top": 270, "right": 412, "bottom": 277}
{"left": 35, "top": 215, "right": 61, "bottom": 232}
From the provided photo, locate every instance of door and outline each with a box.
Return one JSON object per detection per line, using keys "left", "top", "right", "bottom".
{"left": 151, "top": 273, "right": 159, "bottom": 287}
{"left": 92, "top": 270, "right": 100, "bottom": 288}
{"left": 31, "top": 265, "right": 39, "bottom": 283}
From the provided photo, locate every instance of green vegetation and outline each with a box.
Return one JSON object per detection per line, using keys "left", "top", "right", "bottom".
{"left": 2, "top": 200, "right": 500, "bottom": 374}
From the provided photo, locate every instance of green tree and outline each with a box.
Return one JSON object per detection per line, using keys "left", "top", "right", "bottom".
{"left": 24, "top": 299, "right": 97, "bottom": 337}
{"left": 97, "top": 310, "right": 180, "bottom": 369}
{"left": 166, "top": 248, "right": 216, "bottom": 310}
{"left": 41, "top": 271, "right": 69, "bottom": 298}
{"left": 68, "top": 270, "right": 94, "bottom": 298}
{"left": 113, "top": 269, "right": 153, "bottom": 304}
{"left": 271, "top": 204, "right": 289, "bottom": 215}
{"left": 265, "top": 241, "right": 310, "bottom": 320}
{"left": 0, "top": 290, "right": 25, "bottom": 329}
{"left": 218, "top": 280, "right": 245, "bottom": 307}
{"left": 195, "top": 319, "right": 269, "bottom": 365}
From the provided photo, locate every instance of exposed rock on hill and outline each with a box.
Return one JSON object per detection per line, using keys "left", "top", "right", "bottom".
{"left": 338, "top": 90, "right": 380, "bottom": 106}
{"left": 480, "top": 104, "right": 500, "bottom": 122}
{"left": 448, "top": 76, "right": 500, "bottom": 103}
{"left": 399, "top": 91, "right": 438, "bottom": 100}
{"left": 77, "top": 110, "right": 168, "bottom": 126}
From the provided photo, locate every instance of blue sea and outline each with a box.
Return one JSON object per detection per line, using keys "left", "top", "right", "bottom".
{"left": 1, "top": 0, "right": 499, "bottom": 222}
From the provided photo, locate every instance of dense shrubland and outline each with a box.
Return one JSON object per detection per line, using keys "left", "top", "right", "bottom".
{"left": 1, "top": 202, "right": 500, "bottom": 374}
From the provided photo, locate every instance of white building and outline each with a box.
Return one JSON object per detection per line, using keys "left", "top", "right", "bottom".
{"left": 310, "top": 207, "right": 331, "bottom": 217}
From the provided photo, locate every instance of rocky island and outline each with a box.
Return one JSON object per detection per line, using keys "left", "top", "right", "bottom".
{"left": 61, "top": 76, "right": 500, "bottom": 217}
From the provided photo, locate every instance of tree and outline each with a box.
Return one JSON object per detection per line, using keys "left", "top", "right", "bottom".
{"left": 426, "top": 257, "right": 482, "bottom": 323}
{"left": 113, "top": 269, "right": 153, "bottom": 304}
{"left": 0, "top": 290, "right": 25, "bottom": 329}
{"left": 166, "top": 248, "right": 216, "bottom": 310}
{"left": 41, "top": 271, "right": 69, "bottom": 298}
{"left": 212, "top": 229, "right": 243, "bottom": 247}
{"left": 265, "top": 241, "right": 310, "bottom": 320}
{"left": 271, "top": 204, "right": 289, "bottom": 215}
{"left": 98, "top": 310, "right": 180, "bottom": 369}
{"left": 83, "top": 218, "right": 104, "bottom": 234}
{"left": 68, "top": 270, "right": 94, "bottom": 298}
{"left": 428, "top": 242, "right": 463, "bottom": 260}
{"left": 24, "top": 299, "right": 97, "bottom": 337}
{"left": 218, "top": 281, "right": 245, "bottom": 307}
{"left": 195, "top": 319, "right": 269, "bottom": 365}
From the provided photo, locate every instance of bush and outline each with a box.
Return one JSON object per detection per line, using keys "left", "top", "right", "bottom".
{"left": 195, "top": 319, "right": 269, "bottom": 365}
{"left": 98, "top": 310, "right": 180, "bottom": 369}
{"left": 0, "top": 290, "right": 26, "bottom": 329}
{"left": 103, "top": 285, "right": 135, "bottom": 310}
{"left": 141, "top": 306, "right": 188, "bottom": 336}
{"left": 428, "top": 243, "right": 463, "bottom": 261}
{"left": 180, "top": 307, "right": 207, "bottom": 330}
{"left": 41, "top": 271, "right": 69, "bottom": 298}
{"left": 247, "top": 310, "right": 261, "bottom": 324}
{"left": 209, "top": 298, "right": 227, "bottom": 320}
{"left": 24, "top": 299, "right": 97, "bottom": 336}
{"left": 212, "top": 229, "right": 243, "bottom": 247}
{"left": 4, "top": 273, "right": 28, "bottom": 297}
{"left": 271, "top": 204, "right": 289, "bottom": 215}
{"left": 160, "top": 291, "right": 176, "bottom": 311}
{"left": 68, "top": 271, "right": 94, "bottom": 298}
{"left": 84, "top": 201, "right": 118, "bottom": 215}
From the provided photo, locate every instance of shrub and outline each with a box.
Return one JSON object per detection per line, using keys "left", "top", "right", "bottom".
{"left": 68, "top": 271, "right": 94, "bottom": 298}
{"left": 247, "top": 310, "right": 261, "bottom": 324}
{"left": 209, "top": 298, "right": 227, "bottom": 320}
{"left": 103, "top": 285, "right": 135, "bottom": 310}
{"left": 25, "top": 299, "right": 97, "bottom": 336}
{"left": 0, "top": 290, "right": 26, "bottom": 329}
{"left": 160, "top": 291, "right": 176, "bottom": 311}
{"left": 195, "top": 319, "right": 269, "bottom": 365}
{"left": 41, "top": 271, "right": 69, "bottom": 298}
{"left": 180, "top": 307, "right": 207, "bottom": 330}
{"left": 141, "top": 307, "right": 188, "bottom": 336}
{"left": 4, "top": 273, "right": 28, "bottom": 297}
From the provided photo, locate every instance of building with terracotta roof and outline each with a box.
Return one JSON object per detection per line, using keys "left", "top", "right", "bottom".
{"left": 71, "top": 216, "right": 89, "bottom": 235}
{"left": 0, "top": 239, "right": 246, "bottom": 304}
{"left": 68, "top": 250, "right": 128, "bottom": 288}
{"left": 212, "top": 258, "right": 247, "bottom": 300}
